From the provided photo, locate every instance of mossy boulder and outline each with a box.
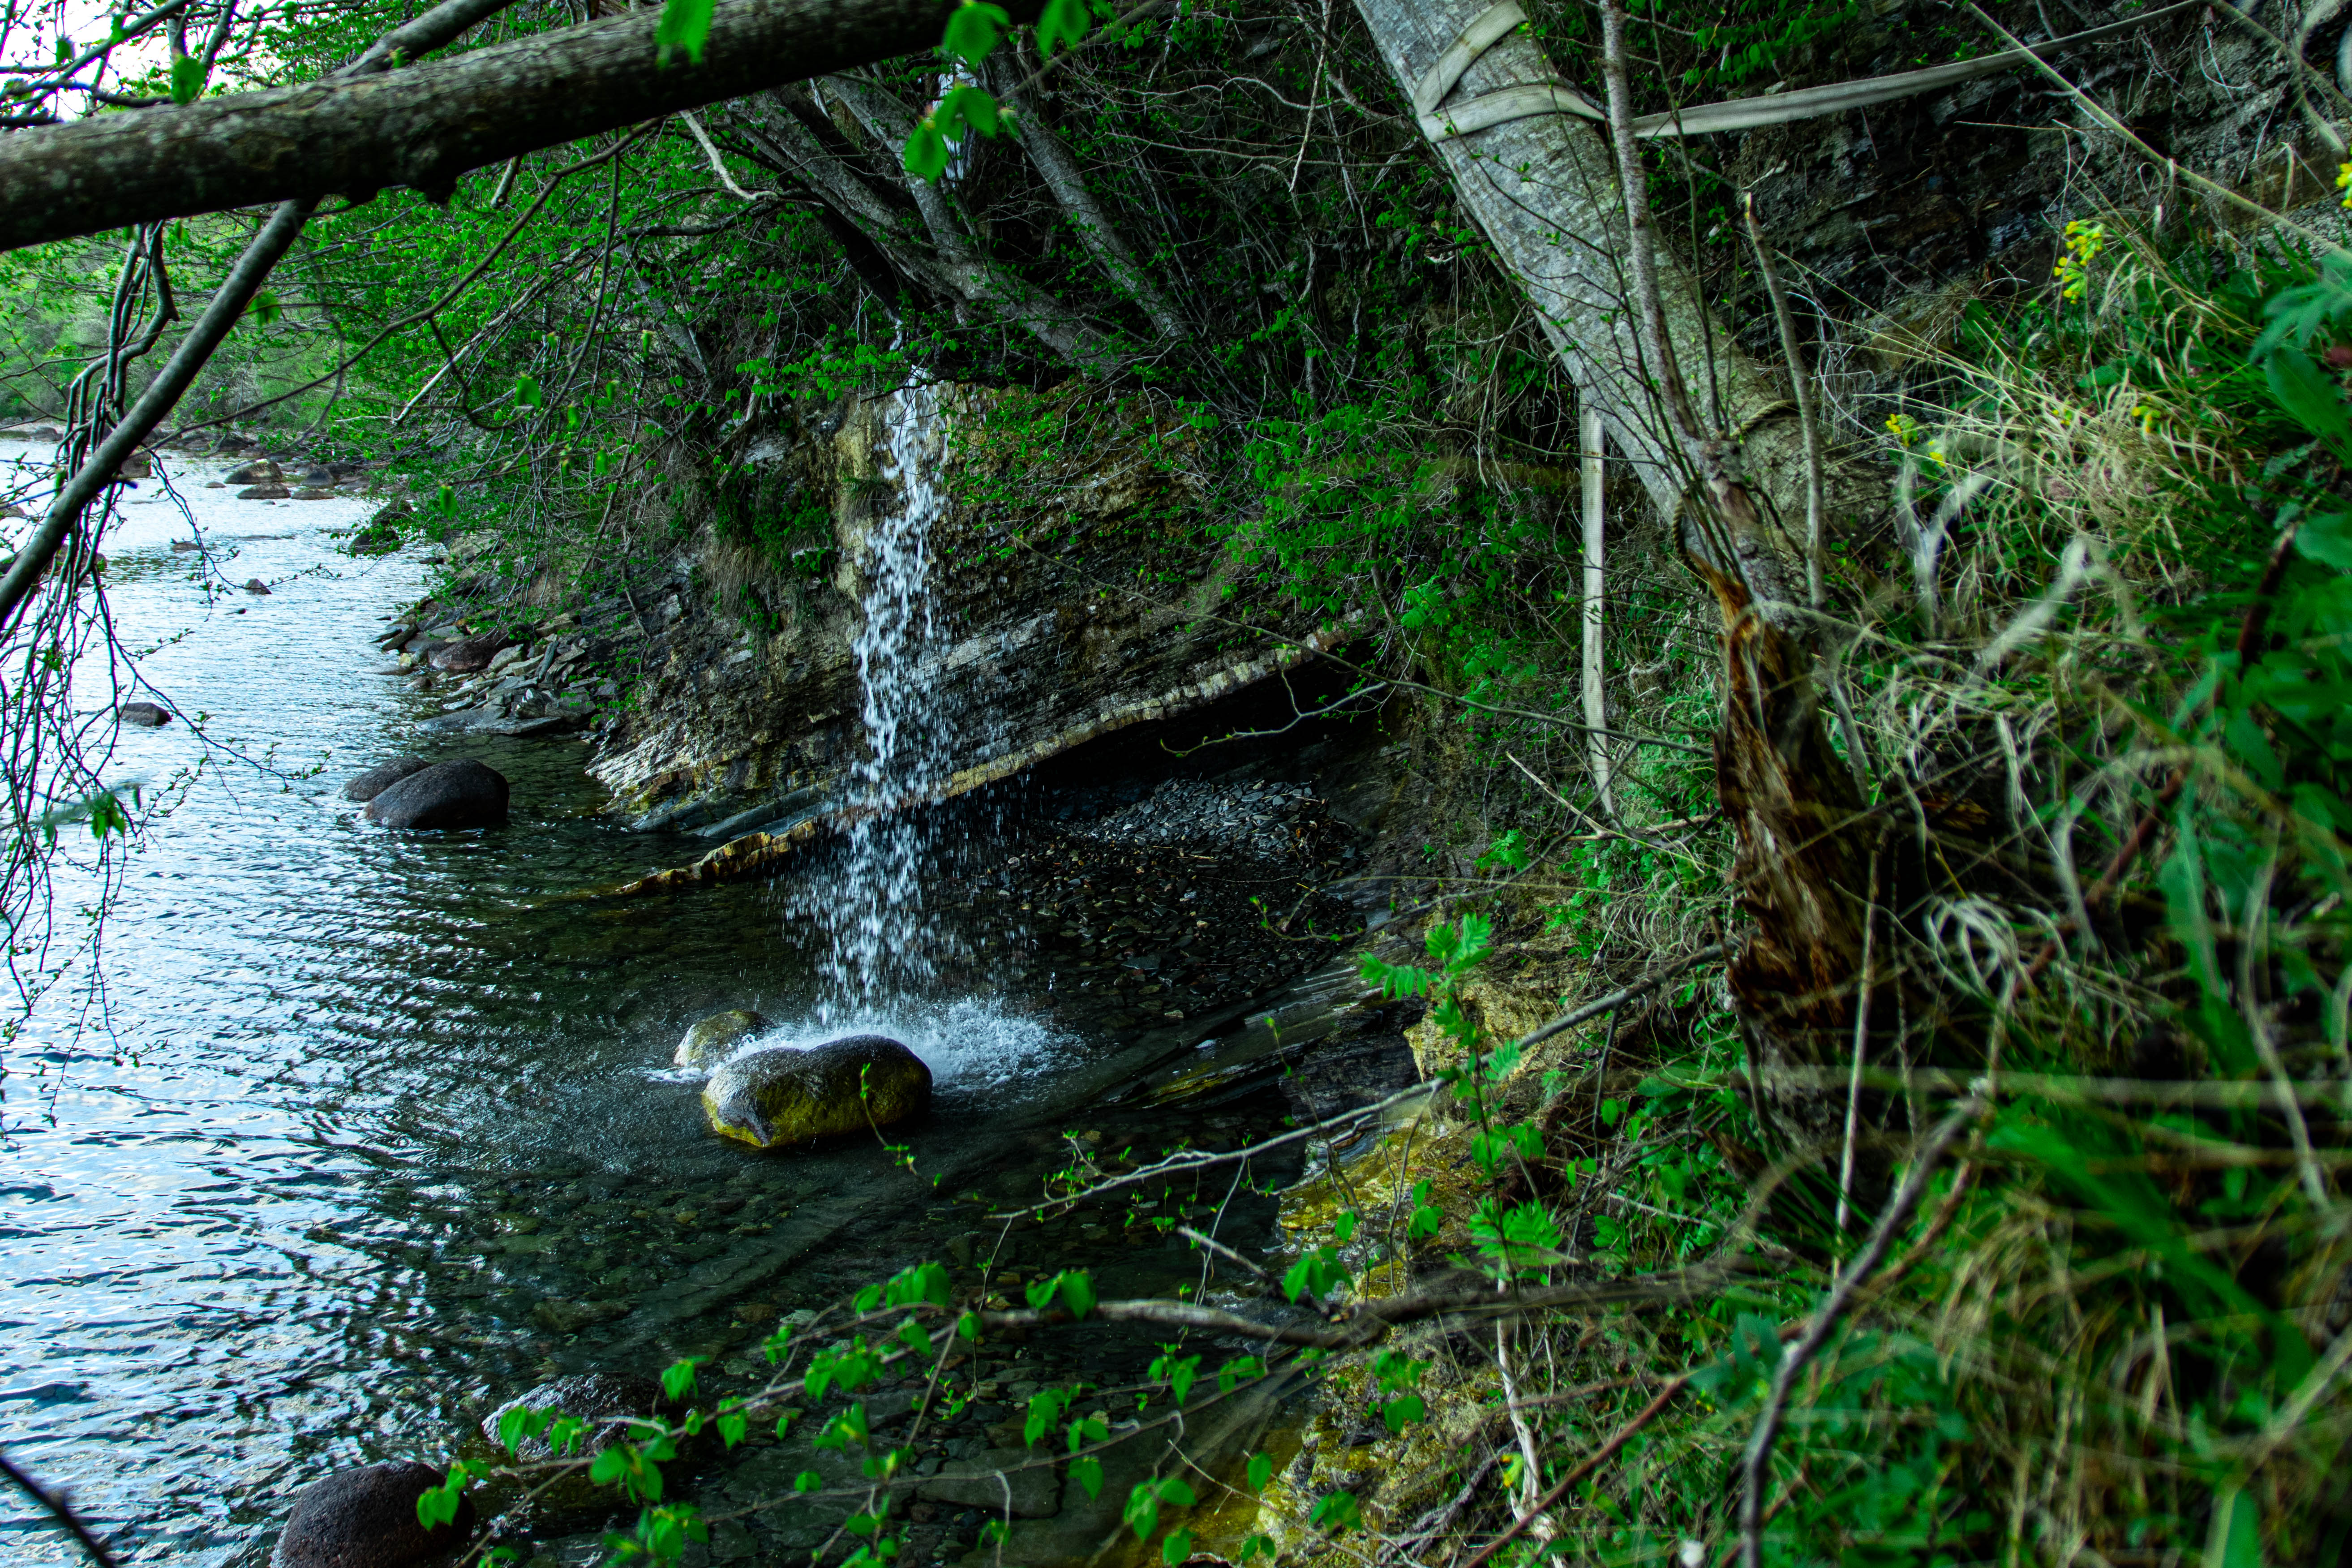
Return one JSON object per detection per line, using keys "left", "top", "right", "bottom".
{"left": 702, "top": 1034, "right": 931, "bottom": 1150}
{"left": 674, "top": 1008, "right": 768, "bottom": 1071}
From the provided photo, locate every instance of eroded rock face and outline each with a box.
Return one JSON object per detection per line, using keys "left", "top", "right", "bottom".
{"left": 585, "top": 389, "right": 1342, "bottom": 866}
{"left": 703, "top": 1034, "right": 931, "bottom": 1149}
{"left": 364, "top": 759, "right": 508, "bottom": 829}
{"left": 270, "top": 1460, "right": 472, "bottom": 1568}
{"left": 675, "top": 1008, "right": 768, "bottom": 1071}
{"left": 345, "top": 757, "right": 433, "bottom": 803}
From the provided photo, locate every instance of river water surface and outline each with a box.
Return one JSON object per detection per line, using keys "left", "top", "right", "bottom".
{"left": 0, "top": 438, "right": 1262, "bottom": 1564}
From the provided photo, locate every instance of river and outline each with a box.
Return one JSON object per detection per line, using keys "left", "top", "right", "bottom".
{"left": 0, "top": 433, "right": 1343, "bottom": 1566}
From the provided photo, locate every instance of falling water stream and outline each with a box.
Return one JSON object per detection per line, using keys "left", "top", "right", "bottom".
{"left": 818, "top": 378, "right": 955, "bottom": 1007}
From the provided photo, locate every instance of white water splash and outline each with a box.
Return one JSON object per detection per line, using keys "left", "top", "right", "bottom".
{"left": 818, "top": 379, "right": 956, "bottom": 1010}
{"left": 688, "top": 998, "right": 1071, "bottom": 1095}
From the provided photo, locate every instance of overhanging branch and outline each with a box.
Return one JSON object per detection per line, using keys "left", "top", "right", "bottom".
{"left": 0, "top": 0, "right": 1036, "bottom": 253}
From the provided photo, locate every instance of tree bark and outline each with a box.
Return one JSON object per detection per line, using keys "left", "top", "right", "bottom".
{"left": 0, "top": 0, "right": 1040, "bottom": 253}
{"left": 986, "top": 52, "right": 1187, "bottom": 342}
{"left": 1352, "top": 0, "right": 1875, "bottom": 1092}
{"left": 1346, "top": 0, "right": 1812, "bottom": 565}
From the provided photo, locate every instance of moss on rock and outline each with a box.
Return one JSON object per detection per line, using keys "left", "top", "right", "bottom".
{"left": 701, "top": 1034, "right": 931, "bottom": 1149}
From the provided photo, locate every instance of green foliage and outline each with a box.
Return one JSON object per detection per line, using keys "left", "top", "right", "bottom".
{"left": 652, "top": 0, "right": 714, "bottom": 65}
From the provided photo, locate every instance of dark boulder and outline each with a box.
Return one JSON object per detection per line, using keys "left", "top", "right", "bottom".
{"left": 245, "top": 578, "right": 271, "bottom": 594}
{"left": 427, "top": 633, "right": 511, "bottom": 674}
{"left": 345, "top": 757, "right": 433, "bottom": 803}
{"left": 225, "top": 459, "right": 282, "bottom": 484}
{"left": 299, "top": 464, "right": 336, "bottom": 484}
{"left": 238, "top": 484, "right": 291, "bottom": 500}
{"left": 365, "top": 759, "right": 508, "bottom": 830}
{"left": 270, "top": 1460, "right": 473, "bottom": 1568}
{"left": 120, "top": 701, "right": 171, "bottom": 727}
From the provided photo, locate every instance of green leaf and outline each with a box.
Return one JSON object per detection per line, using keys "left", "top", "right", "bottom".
{"left": 1381, "top": 1394, "right": 1426, "bottom": 1434}
{"left": 414, "top": 1463, "right": 469, "bottom": 1530}
{"left": 904, "top": 122, "right": 949, "bottom": 182}
{"left": 717, "top": 1411, "right": 747, "bottom": 1449}
{"left": 794, "top": 1470, "right": 821, "bottom": 1493}
{"left": 653, "top": 0, "right": 716, "bottom": 65}
{"left": 1162, "top": 1528, "right": 1194, "bottom": 1564}
{"left": 1058, "top": 1270, "right": 1096, "bottom": 1319}
{"left": 661, "top": 1357, "right": 702, "bottom": 1402}
{"left": 2296, "top": 511, "right": 2352, "bottom": 571}
{"left": 2265, "top": 347, "right": 2352, "bottom": 459}
{"left": 1240, "top": 1534, "right": 1276, "bottom": 1564}
{"left": 1282, "top": 1247, "right": 1347, "bottom": 1303}
{"left": 169, "top": 54, "right": 205, "bottom": 104}
{"left": 1309, "top": 1491, "right": 1361, "bottom": 1535}
{"left": 2206, "top": 1486, "right": 2263, "bottom": 1568}
{"left": 1246, "top": 1453, "right": 1273, "bottom": 1492}
{"left": 938, "top": 83, "right": 1000, "bottom": 139}
{"left": 1038, "top": 0, "right": 1091, "bottom": 54}
{"left": 515, "top": 373, "right": 543, "bottom": 409}
{"left": 1333, "top": 1211, "right": 1359, "bottom": 1244}
{"left": 1124, "top": 1481, "right": 1163, "bottom": 1541}
{"left": 498, "top": 1404, "right": 553, "bottom": 1454}
{"left": 942, "top": 1, "right": 1012, "bottom": 64}
{"left": 1070, "top": 1454, "right": 1106, "bottom": 1499}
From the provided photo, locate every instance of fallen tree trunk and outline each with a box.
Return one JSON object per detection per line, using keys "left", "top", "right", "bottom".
{"left": 0, "top": 0, "right": 1035, "bottom": 253}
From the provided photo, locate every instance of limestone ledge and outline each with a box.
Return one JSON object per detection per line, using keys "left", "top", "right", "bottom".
{"left": 595, "top": 623, "right": 1354, "bottom": 898}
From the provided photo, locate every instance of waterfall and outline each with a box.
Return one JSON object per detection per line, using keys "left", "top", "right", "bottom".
{"left": 818, "top": 378, "right": 955, "bottom": 1010}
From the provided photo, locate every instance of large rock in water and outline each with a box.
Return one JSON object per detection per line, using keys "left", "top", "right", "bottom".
{"left": 481, "top": 1373, "right": 679, "bottom": 1462}
{"left": 119, "top": 700, "right": 171, "bottom": 727}
{"left": 675, "top": 1008, "right": 767, "bottom": 1071}
{"left": 345, "top": 756, "right": 433, "bottom": 802}
{"left": 225, "top": 459, "right": 282, "bottom": 484}
{"left": 271, "top": 1460, "right": 473, "bottom": 1568}
{"left": 364, "top": 759, "right": 508, "bottom": 829}
{"left": 703, "top": 1035, "right": 931, "bottom": 1149}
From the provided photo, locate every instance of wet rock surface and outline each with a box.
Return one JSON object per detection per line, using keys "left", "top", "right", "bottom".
{"left": 364, "top": 758, "right": 509, "bottom": 829}
{"left": 344, "top": 756, "right": 432, "bottom": 802}
{"left": 271, "top": 1460, "right": 472, "bottom": 1568}
{"left": 703, "top": 1034, "right": 931, "bottom": 1149}
{"left": 675, "top": 1007, "right": 768, "bottom": 1071}
{"left": 119, "top": 700, "right": 171, "bottom": 727}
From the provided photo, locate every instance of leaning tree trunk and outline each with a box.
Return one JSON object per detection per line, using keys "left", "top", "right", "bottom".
{"left": 1349, "top": 0, "right": 1877, "bottom": 1106}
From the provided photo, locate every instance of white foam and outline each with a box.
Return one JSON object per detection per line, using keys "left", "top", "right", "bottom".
{"left": 714, "top": 996, "right": 1073, "bottom": 1096}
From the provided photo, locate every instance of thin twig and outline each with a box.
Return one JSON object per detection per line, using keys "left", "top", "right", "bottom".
{"left": 0, "top": 1447, "right": 118, "bottom": 1568}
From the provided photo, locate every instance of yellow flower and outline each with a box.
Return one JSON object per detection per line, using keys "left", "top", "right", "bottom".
{"left": 2054, "top": 220, "right": 2106, "bottom": 302}
{"left": 1885, "top": 412, "right": 1919, "bottom": 446}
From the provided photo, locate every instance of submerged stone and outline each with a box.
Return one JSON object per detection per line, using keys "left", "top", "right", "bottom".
{"left": 271, "top": 1460, "right": 472, "bottom": 1568}
{"left": 702, "top": 1034, "right": 931, "bottom": 1150}
{"left": 675, "top": 1008, "right": 768, "bottom": 1071}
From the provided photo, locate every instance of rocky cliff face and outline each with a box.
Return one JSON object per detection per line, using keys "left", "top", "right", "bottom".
{"left": 579, "top": 386, "right": 1363, "bottom": 885}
